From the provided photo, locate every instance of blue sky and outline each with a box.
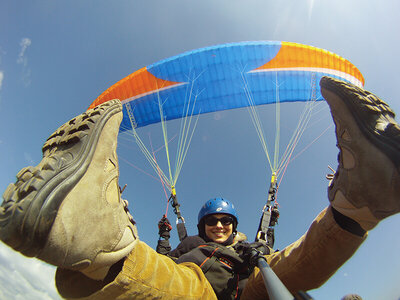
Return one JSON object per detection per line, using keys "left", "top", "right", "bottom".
{"left": 1, "top": 1, "right": 400, "bottom": 299}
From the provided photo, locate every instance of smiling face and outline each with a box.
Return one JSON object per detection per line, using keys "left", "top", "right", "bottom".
{"left": 204, "top": 213, "right": 234, "bottom": 244}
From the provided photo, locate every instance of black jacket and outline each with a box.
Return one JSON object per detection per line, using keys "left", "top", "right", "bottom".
{"left": 165, "top": 234, "right": 269, "bottom": 300}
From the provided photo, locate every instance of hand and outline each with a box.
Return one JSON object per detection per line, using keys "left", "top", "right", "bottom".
{"left": 158, "top": 216, "right": 172, "bottom": 239}
{"left": 235, "top": 242, "right": 270, "bottom": 269}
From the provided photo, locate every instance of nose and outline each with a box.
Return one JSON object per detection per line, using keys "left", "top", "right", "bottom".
{"left": 215, "top": 220, "right": 223, "bottom": 227}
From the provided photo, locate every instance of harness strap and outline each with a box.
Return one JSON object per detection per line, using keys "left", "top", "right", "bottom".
{"left": 255, "top": 173, "right": 279, "bottom": 247}
{"left": 169, "top": 187, "right": 188, "bottom": 242}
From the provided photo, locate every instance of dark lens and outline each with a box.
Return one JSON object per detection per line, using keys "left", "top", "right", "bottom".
{"left": 204, "top": 216, "right": 218, "bottom": 226}
{"left": 220, "top": 216, "right": 233, "bottom": 225}
{"left": 204, "top": 216, "right": 233, "bottom": 226}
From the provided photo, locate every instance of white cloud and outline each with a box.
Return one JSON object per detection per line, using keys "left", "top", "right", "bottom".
{"left": 0, "top": 46, "right": 4, "bottom": 94}
{"left": 0, "top": 71, "right": 3, "bottom": 90}
{"left": 0, "top": 243, "right": 61, "bottom": 299}
{"left": 17, "top": 38, "right": 32, "bottom": 86}
{"left": 17, "top": 38, "right": 32, "bottom": 67}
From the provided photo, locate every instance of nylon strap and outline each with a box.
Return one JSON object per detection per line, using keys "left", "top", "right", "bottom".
{"left": 255, "top": 173, "right": 278, "bottom": 247}
{"left": 170, "top": 187, "right": 188, "bottom": 242}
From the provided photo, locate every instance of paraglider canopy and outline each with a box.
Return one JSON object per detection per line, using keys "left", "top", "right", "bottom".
{"left": 90, "top": 41, "right": 364, "bottom": 131}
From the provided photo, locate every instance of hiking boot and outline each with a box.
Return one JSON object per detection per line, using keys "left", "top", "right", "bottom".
{"left": 320, "top": 76, "right": 400, "bottom": 231}
{"left": 0, "top": 99, "right": 138, "bottom": 279}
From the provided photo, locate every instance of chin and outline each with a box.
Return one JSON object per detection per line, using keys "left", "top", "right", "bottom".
{"left": 214, "top": 237, "right": 228, "bottom": 243}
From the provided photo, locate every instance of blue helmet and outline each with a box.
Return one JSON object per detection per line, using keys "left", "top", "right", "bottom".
{"left": 198, "top": 197, "right": 239, "bottom": 224}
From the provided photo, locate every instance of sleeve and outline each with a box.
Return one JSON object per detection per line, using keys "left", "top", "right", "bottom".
{"left": 169, "top": 235, "right": 205, "bottom": 258}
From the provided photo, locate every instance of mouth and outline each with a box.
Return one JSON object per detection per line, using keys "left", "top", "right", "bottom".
{"left": 212, "top": 231, "right": 226, "bottom": 236}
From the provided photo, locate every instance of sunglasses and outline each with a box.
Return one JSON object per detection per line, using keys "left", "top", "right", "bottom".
{"left": 204, "top": 216, "right": 234, "bottom": 226}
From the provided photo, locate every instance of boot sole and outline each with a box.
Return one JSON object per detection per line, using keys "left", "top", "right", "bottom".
{"left": 0, "top": 100, "right": 122, "bottom": 257}
{"left": 320, "top": 76, "right": 400, "bottom": 169}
